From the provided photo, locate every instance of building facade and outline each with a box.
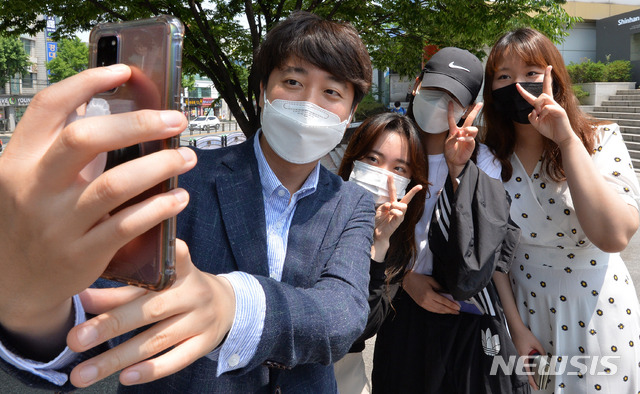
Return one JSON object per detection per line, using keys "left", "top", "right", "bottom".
{"left": 182, "top": 74, "right": 234, "bottom": 123}
{"left": 559, "top": 1, "right": 640, "bottom": 84}
{"left": 0, "top": 26, "right": 50, "bottom": 132}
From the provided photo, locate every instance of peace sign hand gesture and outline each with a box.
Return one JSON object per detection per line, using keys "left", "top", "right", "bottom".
{"left": 516, "top": 65, "right": 574, "bottom": 146}
{"left": 371, "top": 175, "right": 422, "bottom": 262}
{"left": 444, "top": 101, "right": 483, "bottom": 178}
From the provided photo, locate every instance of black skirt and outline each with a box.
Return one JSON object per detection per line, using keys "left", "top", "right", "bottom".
{"left": 371, "top": 286, "right": 530, "bottom": 394}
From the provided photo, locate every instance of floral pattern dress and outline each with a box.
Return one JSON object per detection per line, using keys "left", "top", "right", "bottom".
{"left": 505, "top": 124, "right": 640, "bottom": 394}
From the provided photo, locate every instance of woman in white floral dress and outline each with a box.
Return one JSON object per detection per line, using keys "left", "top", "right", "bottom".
{"left": 482, "top": 28, "right": 640, "bottom": 393}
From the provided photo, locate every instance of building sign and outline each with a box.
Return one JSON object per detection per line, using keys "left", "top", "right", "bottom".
{"left": 202, "top": 98, "right": 214, "bottom": 106}
{"left": 0, "top": 97, "right": 32, "bottom": 107}
{"left": 619, "top": 15, "right": 640, "bottom": 27}
{"left": 46, "top": 16, "right": 57, "bottom": 80}
{"left": 47, "top": 42, "right": 58, "bottom": 62}
{"left": 184, "top": 98, "right": 203, "bottom": 106}
{"left": 46, "top": 16, "right": 56, "bottom": 33}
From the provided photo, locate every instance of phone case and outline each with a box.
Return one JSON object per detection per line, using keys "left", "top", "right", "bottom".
{"left": 530, "top": 352, "right": 551, "bottom": 390}
{"left": 88, "top": 16, "right": 184, "bottom": 290}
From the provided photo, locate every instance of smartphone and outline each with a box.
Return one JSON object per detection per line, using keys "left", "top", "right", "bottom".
{"left": 88, "top": 15, "right": 184, "bottom": 290}
{"left": 529, "top": 351, "right": 551, "bottom": 390}
{"left": 440, "top": 293, "right": 484, "bottom": 315}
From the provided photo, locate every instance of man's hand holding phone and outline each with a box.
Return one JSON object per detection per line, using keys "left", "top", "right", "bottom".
{"left": 66, "top": 239, "right": 236, "bottom": 387}
{"left": 0, "top": 65, "right": 195, "bottom": 360}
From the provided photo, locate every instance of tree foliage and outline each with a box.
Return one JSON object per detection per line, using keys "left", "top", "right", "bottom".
{"left": 0, "top": 0, "right": 580, "bottom": 137}
{"left": 0, "top": 34, "right": 30, "bottom": 88}
{"left": 47, "top": 36, "right": 88, "bottom": 83}
{"left": 182, "top": 73, "right": 196, "bottom": 91}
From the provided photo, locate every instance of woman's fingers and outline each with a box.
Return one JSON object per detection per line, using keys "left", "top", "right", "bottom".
{"left": 387, "top": 175, "right": 397, "bottom": 202}
{"left": 516, "top": 82, "right": 537, "bottom": 105}
{"left": 433, "top": 292, "right": 462, "bottom": 313}
{"left": 462, "top": 102, "right": 483, "bottom": 128}
{"left": 400, "top": 184, "right": 423, "bottom": 205}
{"left": 447, "top": 101, "right": 459, "bottom": 132}
{"left": 542, "top": 65, "right": 553, "bottom": 96}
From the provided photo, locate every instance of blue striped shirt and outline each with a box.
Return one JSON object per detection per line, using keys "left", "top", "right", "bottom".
{"left": 214, "top": 131, "right": 320, "bottom": 375}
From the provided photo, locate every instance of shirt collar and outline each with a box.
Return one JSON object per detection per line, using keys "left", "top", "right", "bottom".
{"left": 253, "top": 129, "right": 320, "bottom": 198}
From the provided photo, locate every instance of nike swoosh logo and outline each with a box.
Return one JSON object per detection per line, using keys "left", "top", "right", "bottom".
{"left": 449, "top": 62, "right": 471, "bottom": 72}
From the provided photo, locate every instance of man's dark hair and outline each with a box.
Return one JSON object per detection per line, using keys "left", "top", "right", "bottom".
{"left": 255, "top": 11, "right": 372, "bottom": 107}
{"left": 394, "top": 101, "right": 401, "bottom": 107}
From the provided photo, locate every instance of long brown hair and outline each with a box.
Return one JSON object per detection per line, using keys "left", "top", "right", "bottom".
{"left": 338, "top": 112, "right": 428, "bottom": 283}
{"left": 481, "top": 28, "right": 598, "bottom": 182}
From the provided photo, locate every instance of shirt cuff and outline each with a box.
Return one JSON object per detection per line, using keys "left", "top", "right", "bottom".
{"left": 206, "top": 272, "right": 265, "bottom": 376}
{"left": 0, "top": 294, "right": 86, "bottom": 386}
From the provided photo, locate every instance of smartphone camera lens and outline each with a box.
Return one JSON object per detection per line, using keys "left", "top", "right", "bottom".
{"left": 97, "top": 35, "right": 118, "bottom": 67}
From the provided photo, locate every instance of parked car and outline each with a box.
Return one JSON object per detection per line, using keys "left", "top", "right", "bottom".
{"left": 189, "top": 114, "right": 221, "bottom": 132}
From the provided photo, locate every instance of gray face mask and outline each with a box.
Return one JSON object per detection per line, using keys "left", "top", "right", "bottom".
{"left": 412, "top": 90, "right": 465, "bottom": 134}
{"left": 491, "top": 82, "right": 544, "bottom": 124}
{"left": 349, "top": 160, "right": 411, "bottom": 206}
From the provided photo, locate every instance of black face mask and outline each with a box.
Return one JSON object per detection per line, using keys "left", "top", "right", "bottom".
{"left": 491, "top": 82, "right": 543, "bottom": 124}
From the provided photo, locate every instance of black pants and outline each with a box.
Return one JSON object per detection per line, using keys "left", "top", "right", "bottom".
{"left": 371, "top": 288, "right": 530, "bottom": 394}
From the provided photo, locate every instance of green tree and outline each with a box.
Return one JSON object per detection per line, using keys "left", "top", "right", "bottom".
{"left": 0, "top": 35, "right": 30, "bottom": 88}
{"left": 47, "top": 36, "right": 88, "bottom": 83}
{"left": 182, "top": 73, "right": 196, "bottom": 92}
{"left": 363, "top": 0, "right": 580, "bottom": 78}
{"left": 0, "top": 1, "right": 579, "bottom": 137}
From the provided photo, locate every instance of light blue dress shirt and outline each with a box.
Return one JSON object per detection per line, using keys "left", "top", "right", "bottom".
{"left": 212, "top": 130, "right": 320, "bottom": 375}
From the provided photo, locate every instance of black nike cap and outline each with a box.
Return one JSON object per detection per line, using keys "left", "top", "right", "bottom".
{"left": 421, "top": 47, "right": 483, "bottom": 107}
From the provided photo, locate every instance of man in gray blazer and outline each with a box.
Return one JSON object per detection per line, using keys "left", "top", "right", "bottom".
{"left": 0, "top": 11, "right": 374, "bottom": 393}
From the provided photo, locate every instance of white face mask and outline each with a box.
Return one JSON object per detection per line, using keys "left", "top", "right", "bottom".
{"left": 412, "top": 90, "right": 465, "bottom": 134}
{"left": 261, "top": 93, "right": 351, "bottom": 164}
{"left": 349, "top": 160, "right": 411, "bottom": 206}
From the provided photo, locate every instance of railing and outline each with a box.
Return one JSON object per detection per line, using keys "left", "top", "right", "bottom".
{"left": 185, "top": 131, "right": 247, "bottom": 150}
{"left": 182, "top": 120, "right": 240, "bottom": 136}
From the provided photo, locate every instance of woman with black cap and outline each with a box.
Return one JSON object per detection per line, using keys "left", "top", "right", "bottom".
{"left": 371, "top": 47, "right": 539, "bottom": 393}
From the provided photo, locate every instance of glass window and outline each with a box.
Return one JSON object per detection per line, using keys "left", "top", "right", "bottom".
{"left": 20, "top": 38, "right": 33, "bottom": 56}
{"left": 15, "top": 106, "right": 27, "bottom": 125}
{"left": 10, "top": 74, "right": 20, "bottom": 94}
{"left": 631, "top": 33, "right": 640, "bottom": 62}
{"left": 22, "top": 73, "right": 34, "bottom": 89}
